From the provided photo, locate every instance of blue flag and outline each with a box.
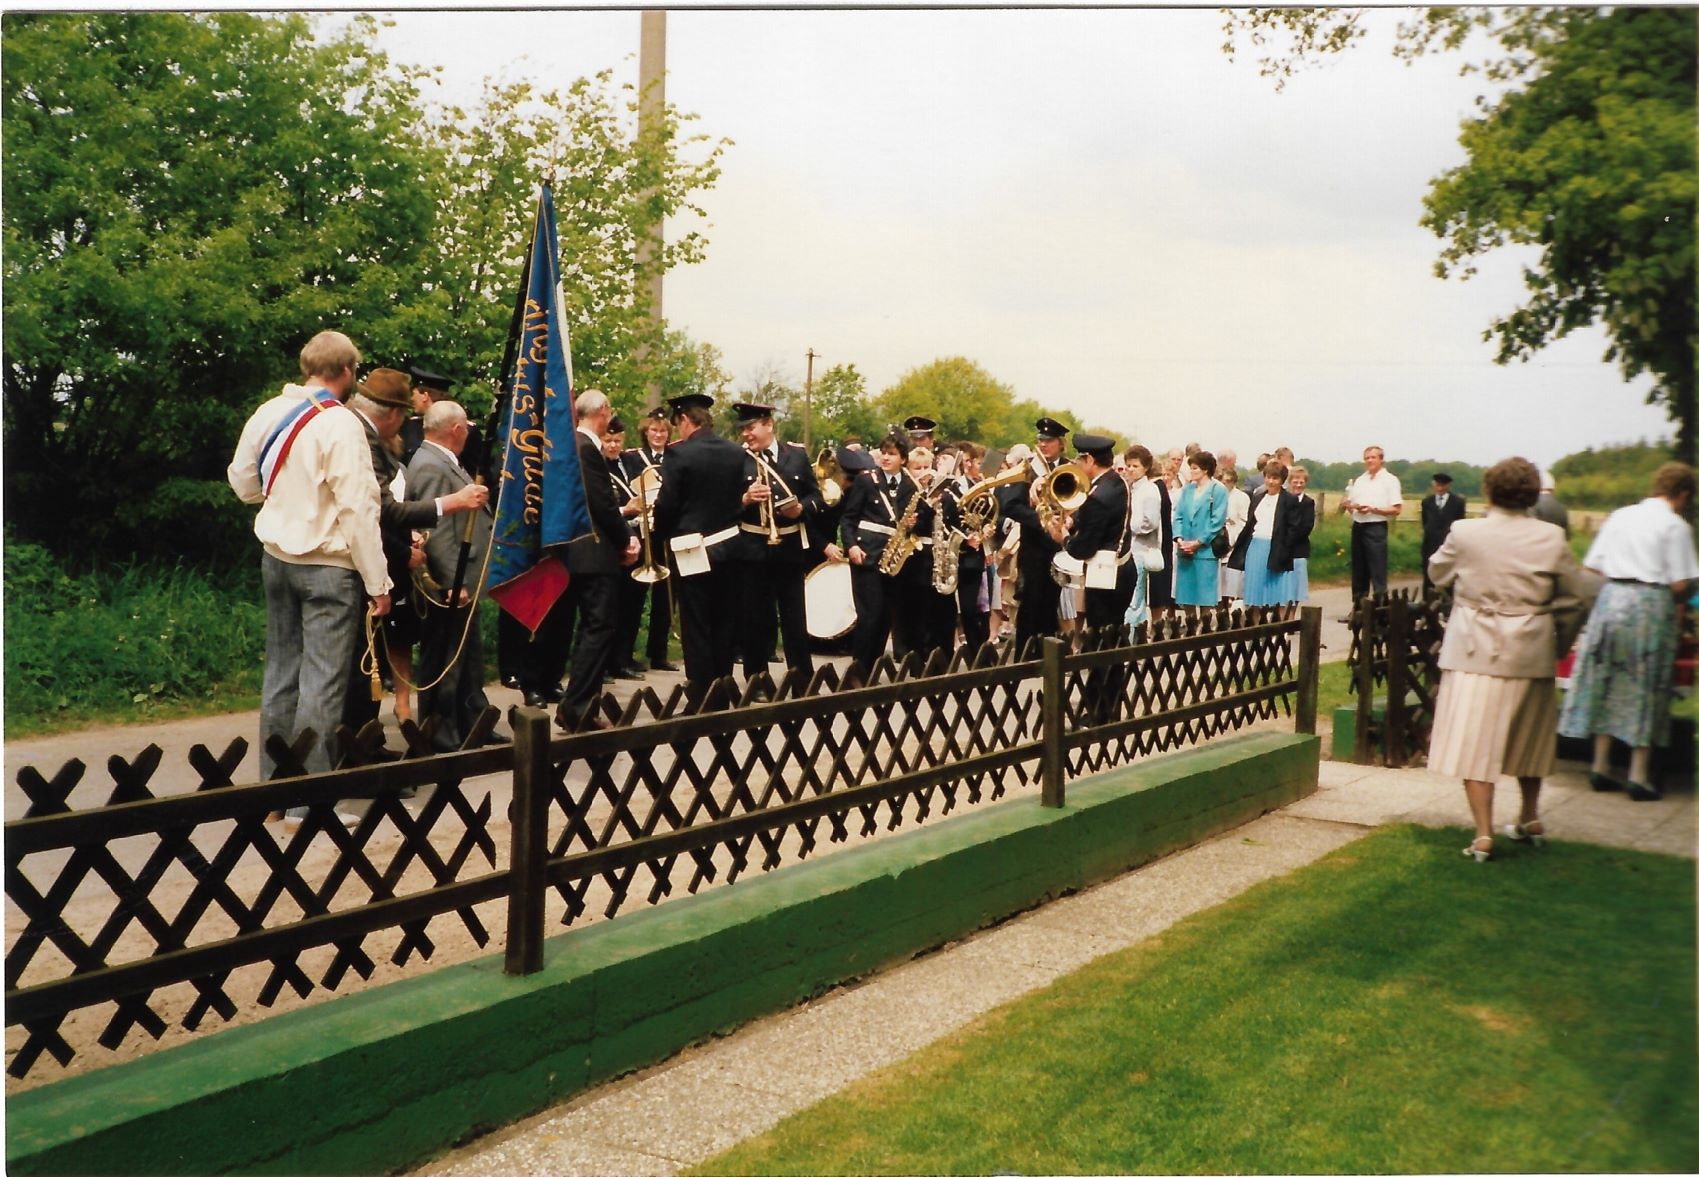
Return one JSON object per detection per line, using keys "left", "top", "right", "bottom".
{"left": 487, "top": 184, "right": 591, "bottom": 632}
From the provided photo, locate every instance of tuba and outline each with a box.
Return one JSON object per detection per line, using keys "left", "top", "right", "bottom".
{"left": 1037, "top": 461, "right": 1089, "bottom": 530}
{"left": 814, "top": 445, "right": 844, "bottom": 507}
{"left": 958, "top": 461, "right": 1032, "bottom": 534}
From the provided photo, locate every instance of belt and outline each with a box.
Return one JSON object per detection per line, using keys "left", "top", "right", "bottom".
{"left": 703, "top": 525, "right": 739, "bottom": 547}
{"left": 741, "top": 522, "right": 802, "bottom": 537}
{"left": 1609, "top": 577, "right": 1662, "bottom": 587}
{"left": 1353, "top": 519, "right": 1389, "bottom": 527}
{"left": 859, "top": 522, "right": 897, "bottom": 536}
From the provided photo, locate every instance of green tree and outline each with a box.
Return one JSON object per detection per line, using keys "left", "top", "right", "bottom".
{"left": 423, "top": 73, "right": 729, "bottom": 427}
{"left": 3, "top": 11, "right": 440, "bottom": 562}
{"left": 1223, "top": 8, "right": 1697, "bottom": 465}
{"left": 874, "top": 356, "right": 1053, "bottom": 448}
{"left": 773, "top": 362, "right": 880, "bottom": 448}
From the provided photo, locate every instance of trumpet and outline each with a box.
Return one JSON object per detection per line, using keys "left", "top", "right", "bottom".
{"left": 630, "top": 465, "right": 669, "bottom": 584}
{"left": 754, "top": 456, "right": 785, "bottom": 545}
{"left": 1037, "top": 461, "right": 1089, "bottom": 529}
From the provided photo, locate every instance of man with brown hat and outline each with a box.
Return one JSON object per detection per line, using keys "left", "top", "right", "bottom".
{"left": 342, "top": 369, "right": 488, "bottom": 737}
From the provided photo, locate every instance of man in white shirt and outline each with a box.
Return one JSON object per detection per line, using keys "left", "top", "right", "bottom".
{"left": 228, "top": 330, "right": 390, "bottom": 796}
{"left": 1341, "top": 445, "right": 1403, "bottom": 597}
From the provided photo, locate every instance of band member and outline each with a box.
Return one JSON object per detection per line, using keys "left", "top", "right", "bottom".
{"left": 651, "top": 392, "right": 748, "bottom": 704}
{"left": 603, "top": 417, "right": 648, "bottom": 681}
{"left": 950, "top": 442, "right": 993, "bottom": 653}
{"left": 1050, "top": 432, "right": 1137, "bottom": 721}
{"left": 904, "top": 414, "right": 937, "bottom": 452}
{"left": 556, "top": 392, "right": 638, "bottom": 730}
{"left": 1002, "top": 416, "right": 1069, "bottom": 654}
{"left": 623, "top": 406, "right": 677, "bottom": 672}
{"left": 731, "top": 402, "right": 823, "bottom": 686}
{"left": 841, "top": 431, "right": 943, "bottom": 677}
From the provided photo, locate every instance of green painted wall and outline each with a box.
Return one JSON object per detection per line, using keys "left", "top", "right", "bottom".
{"left": 7, "top": 731, "right": 1318, "bottom": 1176}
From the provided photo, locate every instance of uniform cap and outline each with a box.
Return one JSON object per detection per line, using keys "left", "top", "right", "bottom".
{"left": 903, "top": 415, "right": 937, "bottom": 434}
{"left": 1035, "top": 417, "right": 1070, "bottom": 440}
{"left": 667, "top": 393, "right": 715, "bottom": 415}
{"left": 408, "top": 364, "right": 453, "bottom": 393}
{"left": 732, "top": 402, "right": 777, "bottom": 422}
{"left": 1073, "top": 432, "right": 1114, "bottom": 461}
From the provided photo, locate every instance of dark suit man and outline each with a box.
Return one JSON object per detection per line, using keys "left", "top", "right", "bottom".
{"left": 1420, "top": 473, "right": 1467, "bottom": 592}
{"left": 406, "top": 402, "right": 497, "bottom": 752}
{"left": 730, "top": 402, "right": 823, "bottom": 684}
{"left": 602, "top": 417, "right": 648, "bottom": 680}
{"left": 341, "top": 369, "right": 486, "bottom": 737}
{"left": 1055, "top": 434, "right": 1137, "bottom": 722}
{"left": 650, "top": 393, "right": 748, "bottom": 702}
{"left": 1003, "top": 417, "right": 1070, "bottom": 655}
{"left": 557, "top": 392, "right": 636, "bottom": 729}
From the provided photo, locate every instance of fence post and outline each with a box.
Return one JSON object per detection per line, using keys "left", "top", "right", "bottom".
{"left": 1353, "top": 599, "right": 1376, "bottom": 765}
{"left": 1295, "top": 605, "right": 1322, "bottom": 735}
{"left": 1385, "top": 596, "right": 1410, "bottom": 768}
{"left": 1040, "top": 636, "right": 1066, "bottom": 808}
{"left": 505, "top": 707, "right": 550, "bottom": 977}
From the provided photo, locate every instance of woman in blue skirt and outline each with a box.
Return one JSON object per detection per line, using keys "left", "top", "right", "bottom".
{"left": 1173, "top": 451, "right": 1228, "bottom": 610}
{"left": 1226, "top": 459, "right": 1308, "bottom": 612}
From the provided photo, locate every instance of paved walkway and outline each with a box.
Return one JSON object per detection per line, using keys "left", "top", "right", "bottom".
{"left": 414, "top": 757, "right": 1693, "bottom": 1176}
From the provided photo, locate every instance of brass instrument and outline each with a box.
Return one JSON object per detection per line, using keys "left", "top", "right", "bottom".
{"left": 1036, "top": 461, "right": 1090, "bottom": 530}
{"left": 630, "top": 465, "right": 669, "bottom": 584}
{"left": 756, "top": 458, "right": 782, "bottom": 546}
{"left": 814, "top": 445, "right": 843, "bottom": 507}
{"left": 957, "top": 462, "right": 1032, "bottom": 534}
{"left": 877, "top": 486, "right": 924, "bottom": 575}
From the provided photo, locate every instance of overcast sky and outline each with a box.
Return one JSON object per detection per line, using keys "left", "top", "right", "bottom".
{"left": 356, "top": 6, "right": 1673, "bottom": 468}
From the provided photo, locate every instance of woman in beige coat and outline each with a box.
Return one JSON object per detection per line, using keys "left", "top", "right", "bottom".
{"left": 1427, "top": 457, "right": 1594, "bottom": 862}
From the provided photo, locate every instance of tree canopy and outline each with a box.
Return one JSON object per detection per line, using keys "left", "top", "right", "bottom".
{"left": 1223, "top": 7, "right": 1697, "bottom": 464}
{"left": 1, "top": 12, "right": 728, "bottom": 562}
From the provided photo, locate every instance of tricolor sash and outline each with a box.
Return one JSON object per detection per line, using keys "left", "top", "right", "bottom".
{"left": 258, "top": 389, "right": 344, "bottom": 497}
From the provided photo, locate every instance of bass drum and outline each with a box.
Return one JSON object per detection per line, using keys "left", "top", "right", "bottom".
{"left": 804, "top": 560, "right": 857, "bottom": 644}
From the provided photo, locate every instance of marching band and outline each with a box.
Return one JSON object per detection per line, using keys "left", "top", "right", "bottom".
{"left": 561, "top": 393, "right": 1159, "bottom": 705}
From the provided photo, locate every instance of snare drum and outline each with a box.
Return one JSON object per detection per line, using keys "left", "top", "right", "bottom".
{"left": 804, "top": 560, "right": 857, "bottom": 640}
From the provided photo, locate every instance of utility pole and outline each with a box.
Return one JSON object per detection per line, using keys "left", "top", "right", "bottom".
{"left": 803, "top": 348, "right": 818, "bottom": 452}
{"left": 638, "top": 11, "right": 667, "bottom": 410}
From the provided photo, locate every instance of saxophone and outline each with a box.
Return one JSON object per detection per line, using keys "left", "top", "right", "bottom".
{"left": 877, "top": 487, "right": 923, "bottom": 575}
{"left": 932, "top": 489, "right": 959, "bottom": 595}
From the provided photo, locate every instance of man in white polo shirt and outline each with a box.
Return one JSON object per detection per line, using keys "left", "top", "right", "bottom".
{"left": 1341, "top": 444, "right": 1402, "bottom": 598}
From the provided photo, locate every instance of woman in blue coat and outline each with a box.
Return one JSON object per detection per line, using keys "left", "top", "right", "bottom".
{"left": 1173, "top": 450, "right": 1228, "bottom": 610}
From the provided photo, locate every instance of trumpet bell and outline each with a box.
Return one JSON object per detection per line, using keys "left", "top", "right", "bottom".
{"left": 631, "top": 565, "right": 670, "bottom": 585}
{"left": 1042, "top": 462, "right": 1091, "bottom": 513}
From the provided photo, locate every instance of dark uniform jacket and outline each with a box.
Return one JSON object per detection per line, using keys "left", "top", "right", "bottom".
{"left": 1226, "top": 487, "right": 1309, "bottom": 573}
{"left": 734, "top": 441, "right": 825, "bottom": 564}
{"left": 565, "top": 430, "right": 631, "bottom": 576}
{"left": 651, "top": 429, "right": 747, "bottom": 569}
{"left": 1065, "top": 471, "right": 1132, "bottom": 562}
{"left": 1001, "top": 456, "right": 1062, "bottom": 568}
{"left": 1421, "top": 491, "right": 1467, "bottom": 562}
{"left": 840, "top": 469, "right": 925, "bottom": 563}
{"left": 622, "top": 444, "right": 667, "bottom": 481}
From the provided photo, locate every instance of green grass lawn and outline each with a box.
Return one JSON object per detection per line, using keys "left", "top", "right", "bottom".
{"left": 697, "top": 824, "right": 1697, "bottom": 1175}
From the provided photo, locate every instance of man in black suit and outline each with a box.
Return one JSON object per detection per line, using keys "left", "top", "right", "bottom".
{"left": 622, "top": 407, "right": 676, "bottom": 672}
{"left": 1420, "top": 472, "right": 1467, "bottom": 592}
{"left": 840, "top": 431, "right": 934, "bottom": 679}
{"left": 1052, "top": 432, "right": 1137, "bottom": 721}
{"left": 602, "top": 415, "right": 648, "bottom": 681}
{"left": 341, "top": 369, "right": 487, "bottom": 737}
{"left": 731, "top": 401, "right": 824, "bottom": 686}
{"left": 556, "top": 390, "right": 637, "bottom": 729}
{"left": 650, "top": 393, "right": 748, "bottom": 703}
{"left": 1003, "top": 417, "right": 1069, "bottom": 655}
{"left": 406, "top": 401, "right": 498, "bottom": 751}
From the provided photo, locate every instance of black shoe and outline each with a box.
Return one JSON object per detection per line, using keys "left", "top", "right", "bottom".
{"left": 1626, "top": 781, "right": 1663, "bottom": 802}
{"left": 500, "top": 674, "right": 521, "bottom": 690}
{"left": 522, "top": 689, "right": 551, "bottom": 708}
{"left": 611, "top": 666, "right": 644, "bottom": 681}
{"left": 1589, "top": 772, "right": 1625, "bottom": 793}
{"left": 542, "top": 683, "right": 567, "bottom": 704}
{"left": 650, "top": 659, "right": 679, "bottom": 673}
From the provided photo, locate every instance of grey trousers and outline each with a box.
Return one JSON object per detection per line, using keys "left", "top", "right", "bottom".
{"left": 261, "top": 554, "right": 364, "bottom": 796}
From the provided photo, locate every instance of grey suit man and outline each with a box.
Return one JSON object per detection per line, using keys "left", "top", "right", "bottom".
{"left": 406, "top": 401, "right": 497, "bottom": 752}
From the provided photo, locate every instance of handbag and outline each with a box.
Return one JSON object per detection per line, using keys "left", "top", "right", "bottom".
{"left": 1210, "top": 530, "right": 1230, "bottom": 560}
